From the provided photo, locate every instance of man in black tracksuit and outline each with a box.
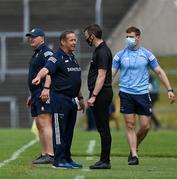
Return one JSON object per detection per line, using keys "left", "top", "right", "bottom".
{"left": 84, "top": 24, "right": 113, "bottom": 169}
{"left": 32, "top": 31, "right": 85, "bottom": 169}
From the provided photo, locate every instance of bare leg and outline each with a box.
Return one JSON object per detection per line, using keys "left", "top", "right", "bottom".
{"left": 35, "top": 117, "right": 45, "bottom": 155}
{"left": 124, "top": 113, "right": 138, "bottom": 157}
{"left": 35, "top": 114, "right": 53, "bottom": 155}
{"left": 136, "top": 115, "right": 151, "bottom": 148}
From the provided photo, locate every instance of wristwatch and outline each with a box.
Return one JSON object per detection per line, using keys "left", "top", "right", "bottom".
{"left": 168, "top": 89, "right": 174, "bottom": 92}
{"left": 44, "top": 86, "right": 50, "bottom": 90}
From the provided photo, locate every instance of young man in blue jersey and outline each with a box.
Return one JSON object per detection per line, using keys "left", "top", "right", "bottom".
{"left": 26, "top": 28, "right": 54, "bottom": 164}
{"left": 32, "top": 31, "right": 85, "bottom": 169}
{"left": 112, "top": 26, "right": 175, "bottom": 165}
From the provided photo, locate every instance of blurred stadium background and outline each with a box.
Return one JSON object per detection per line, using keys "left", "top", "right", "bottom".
{"left": 0, "top": 0, "right": 177, "bottom": 128}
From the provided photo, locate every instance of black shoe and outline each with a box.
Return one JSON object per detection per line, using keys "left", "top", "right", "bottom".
{"left": 128, "top": 156, "right": 139, "bottom": 165}
{"left": 32, "top": 154, "right": 44, "bottom": 164}
{"left": 89, "top": 161, "right": 111, "bottom": 169}
{"left": 128, "top": 152, "right": 132, "bottom": 162}
{"left": 32, "top": 154, "right": 54, "bottom": 164}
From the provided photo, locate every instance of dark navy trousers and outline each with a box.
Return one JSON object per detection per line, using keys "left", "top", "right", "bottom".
{"left": 51, "top": 92, "right": 77, "bottom": 165}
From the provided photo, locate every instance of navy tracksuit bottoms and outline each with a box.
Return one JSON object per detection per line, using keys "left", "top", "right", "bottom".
{"left": 51, "top": 92, "right": 77, "bottom": 165}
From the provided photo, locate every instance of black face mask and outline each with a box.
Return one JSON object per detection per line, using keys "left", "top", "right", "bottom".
{"left": 86, "top": 34, "right": 93, "bottom": 46}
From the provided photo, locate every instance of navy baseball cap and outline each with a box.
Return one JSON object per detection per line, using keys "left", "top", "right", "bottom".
{"left": 25, "top": 28, "right": 45, "bottom": 37}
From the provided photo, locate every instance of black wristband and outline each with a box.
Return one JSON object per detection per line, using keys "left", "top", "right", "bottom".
{"left": 44, "top": 86, "right": 50, "bottom": 90}
{"left": 78, "top": 96, "right": 84, "bottom": 100}
{"left": 168, "top": 89, "right": 174, "bottom": 92}
{"left": 92, "top": 93, "right": 97, "bottom": 97}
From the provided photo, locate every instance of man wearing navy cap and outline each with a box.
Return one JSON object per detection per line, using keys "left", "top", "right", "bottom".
{"left": 32, "top": 30, "right": 85, "bottom": 169}
{"left": 26, "top": 28, "right": 45, "bottom": 37}
{"left": 26, "top": 28, "right": 54, "bottom": 164}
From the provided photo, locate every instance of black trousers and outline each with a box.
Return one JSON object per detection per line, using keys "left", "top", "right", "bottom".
{"left": 90, "top": 87, "right": 113, "bottom": 163}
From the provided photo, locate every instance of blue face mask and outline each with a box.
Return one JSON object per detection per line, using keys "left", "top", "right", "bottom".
{"left": 126, "top": 37, "right": 136, "bottom": 48}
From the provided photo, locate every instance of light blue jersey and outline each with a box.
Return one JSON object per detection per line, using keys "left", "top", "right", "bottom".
{"left": 112, "top": 47, "right": 159, "bottom": 94}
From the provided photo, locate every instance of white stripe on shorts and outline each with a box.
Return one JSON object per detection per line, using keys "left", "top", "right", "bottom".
{"left": 54, "top": 113, "right": 61, "bottom": 145}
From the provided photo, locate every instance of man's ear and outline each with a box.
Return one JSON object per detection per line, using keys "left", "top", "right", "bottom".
{"left": 90, "top": 34, "right": 95, "bottom": 40}
{"left": 61, "top": 39, "right": 65, "bottom": 46}
{"left": 136, "top": 35, "right": 141, "bottom": 40}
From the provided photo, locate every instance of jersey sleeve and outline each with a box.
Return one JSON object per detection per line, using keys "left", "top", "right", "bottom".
{"left": 43, "top": 50, "right": 54, "bottom": 64}
{"left": 112, "top": 50, "right": 123, "bottom": 70}
{"left": 45, "top": 56, "right": 59, "bottom": 74}
{"left": 145, "top": 49, "right": 159, "bottom": 69}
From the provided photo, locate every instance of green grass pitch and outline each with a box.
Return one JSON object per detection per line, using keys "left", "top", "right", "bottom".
{"left": 0, "top": 128, "right": 177, "bottom": 179}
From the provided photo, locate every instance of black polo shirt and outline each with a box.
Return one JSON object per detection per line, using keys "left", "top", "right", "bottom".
{"left": 45, "top": 48, "right": 81, "bottom": 97}
{"left": 28, "top": 43, "right": 54, "bottom": 95}
{"left": 88, "top": 41, "right": 112, "bottom": 90}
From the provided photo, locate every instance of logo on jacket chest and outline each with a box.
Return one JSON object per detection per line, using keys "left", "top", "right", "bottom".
{"left": 67, "top": 67, "right": 81, "bottom": 72}
{"left": 64, "top": 58, "right": 78, "bottom": 65}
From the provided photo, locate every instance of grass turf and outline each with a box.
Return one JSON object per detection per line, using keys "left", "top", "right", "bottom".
{"left": 0, "top": 128, "right": 177, "bottom": 179}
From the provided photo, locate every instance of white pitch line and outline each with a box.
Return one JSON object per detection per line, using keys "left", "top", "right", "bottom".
{"left": 74, "top": 175, "right": 85, "bottom": 179}
{"left": 86, "top": 139, "right": 96, "bottom": 161}
{"left": 0, "top": 139, "right": 38, "bottom": 168}
{"left": 74, "top": 139, "right": 96, "bottom": 179}
{"left": 82, "top": 167, "right": 91, "bottom": 172}
{"left": 86, "top": 156, "right": 93, "bottom": 161}
{"left": 86, "top": 140, "right": 96, "bottom": 154}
